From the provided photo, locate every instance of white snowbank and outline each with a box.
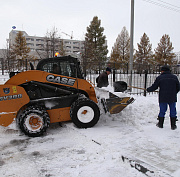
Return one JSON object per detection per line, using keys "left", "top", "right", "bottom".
{"left": 0, "top": 85, "right": 180, "bottom": 176}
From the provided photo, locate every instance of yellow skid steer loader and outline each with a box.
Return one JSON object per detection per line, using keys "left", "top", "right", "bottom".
{"left": 0, "top": 55, "right": 134, "bottom": 137}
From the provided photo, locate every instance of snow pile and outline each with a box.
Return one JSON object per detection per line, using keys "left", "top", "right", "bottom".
{"left": 0, "top": 73, "right": 9, "bottom": 84}
{"left": 0, "top": 85, "right": 180, "bottom": 176}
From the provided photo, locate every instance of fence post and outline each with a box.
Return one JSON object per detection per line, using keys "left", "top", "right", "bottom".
{"left": 26, "top": 59, "right": 28, "bottom": 71}
{"left": 144, "top": 70, "right": 148, "bottom": 96}
{"left": 84, "top": 64, "right": 86, "bottom": 78}
{"left": 113, "top": 62, "right": 116, "bottom": 82}
{"left": 98, "top": 63, "right": 101, "bottom": 75}
{"left": 127, "top": 63, "right": 129, "bottom": 74}
{"left": 1, "top": 58, "right": 4, "bottom": 75}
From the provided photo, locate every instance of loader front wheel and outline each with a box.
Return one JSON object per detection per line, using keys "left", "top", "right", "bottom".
{"left": 70, "top": 98, "right": 100, "bottom": 128}
{"left": 19, "top": 105, "right": 50, "bottom": 137}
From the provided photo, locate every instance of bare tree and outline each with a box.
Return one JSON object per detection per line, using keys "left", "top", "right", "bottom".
{"left": 44, "top": 27, "right": 62, "bottom": 58}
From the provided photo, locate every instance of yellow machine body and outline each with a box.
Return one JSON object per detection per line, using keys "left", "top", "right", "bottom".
{"left": 0, "top": 70, "right": 97, "bottom": 126}
{"left": 0, "top": 56, "right": 134, "bottom": 137}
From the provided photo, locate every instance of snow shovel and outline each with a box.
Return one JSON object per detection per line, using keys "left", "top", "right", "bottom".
{"left": 113, "top": 81, "right": 127, "bottom": 92}
{"left": 128, "top": 85, "right": 159, "bottom": 92}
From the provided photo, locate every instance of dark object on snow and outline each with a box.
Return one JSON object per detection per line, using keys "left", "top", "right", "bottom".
{"left": 113, "top": 81, "right": 127, "bottom": 92}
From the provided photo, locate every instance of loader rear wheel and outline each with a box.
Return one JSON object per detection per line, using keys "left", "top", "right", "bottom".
{"left": 70, "top": 98, "right": 100, "bottom": 128}
{"left": 19, "top": 105, "right": 50, "bottom": 137}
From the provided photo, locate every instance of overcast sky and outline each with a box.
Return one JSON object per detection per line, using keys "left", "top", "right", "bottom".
{"left": 1, "top": 0, "right": 180, "bottom": 56}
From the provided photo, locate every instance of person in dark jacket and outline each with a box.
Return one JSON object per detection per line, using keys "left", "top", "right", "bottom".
{"left": 147, "top": 65, "right": 180, "bottom": 130}
{"left": 97, "top": 67, "right": 111, "bottom": 88}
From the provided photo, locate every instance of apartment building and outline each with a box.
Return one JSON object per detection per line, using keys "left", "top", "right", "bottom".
{"left": 175, "top": 51, "right": 180, "bottom": 64}
{"left": 9, "top": 30, "right": 85, "bottom": 59}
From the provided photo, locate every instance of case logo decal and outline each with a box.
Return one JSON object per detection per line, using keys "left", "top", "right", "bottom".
{"left": 46, "top": 75, "right": 76, "bottom": 86}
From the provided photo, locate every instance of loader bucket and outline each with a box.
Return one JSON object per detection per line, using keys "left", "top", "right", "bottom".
{"left": 105, "top": 92, "right": 134, "bottom": 114}
{"left": 95, "top": 87, "right": 134, "bottom": 114}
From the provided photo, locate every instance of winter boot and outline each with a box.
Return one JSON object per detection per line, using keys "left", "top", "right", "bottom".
{"left": 156, "top": 117, "right": 164, "bottom": 128}
{"left": 170, "top": 117, "right": 177, "bottom": 130}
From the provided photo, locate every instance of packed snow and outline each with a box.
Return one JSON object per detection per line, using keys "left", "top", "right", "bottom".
{"left": 0, "top": 74, "right": 180, "bottom": 177}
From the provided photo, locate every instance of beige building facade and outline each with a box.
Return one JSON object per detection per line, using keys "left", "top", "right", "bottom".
{"left": 9, "top": 30, "right": 85, "bottom": 59}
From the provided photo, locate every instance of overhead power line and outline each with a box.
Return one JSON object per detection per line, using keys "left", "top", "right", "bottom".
{"left": 142, "top": 0, "right": 180, "bottom": 13}
{"left": 157, "top": 0, "right": 180, "bottom": 9}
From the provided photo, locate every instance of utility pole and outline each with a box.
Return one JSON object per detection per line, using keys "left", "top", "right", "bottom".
{"left": 129, "top": 0, "right": 134, "bottom": 89}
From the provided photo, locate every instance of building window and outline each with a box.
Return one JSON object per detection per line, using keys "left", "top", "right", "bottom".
{"left": 36, "top": 44, "right": 44, "bottom": 47}
{"left": 65, "top": 41, "right": 71, "bottom": 44}
{"left": 36, "top": 39, "right": 44, "bottom": 42}
{"left": 73, "top": 46, "right": 79, "bottom": 49}
{"left": 26, "top": 38, "right": 34, "bottom": 41}
{"left": 73, "top": 42, "right": 79, "bottom": 45}
{"left": 27, "top": 43, "right": 34, "bottom": 46}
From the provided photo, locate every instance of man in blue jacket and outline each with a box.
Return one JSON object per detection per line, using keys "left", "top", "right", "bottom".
{"left": 147, "top": 65, "right": 179, "bottom": 130}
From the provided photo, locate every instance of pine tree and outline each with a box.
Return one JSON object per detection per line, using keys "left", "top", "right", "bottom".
{"left": 110, "top": 26, "right": 130, "bottom": 69}
{"left": 154, "top": 34, "right": 175, "bottom": 65}
{"left": 85, "top": 16, "right": 108, "bottom": 64}
{"left": 135, "top": 33, "right": 153, "bottom": 65}
{"left": 12, "top": 31, "right": 30, "bottom": 69}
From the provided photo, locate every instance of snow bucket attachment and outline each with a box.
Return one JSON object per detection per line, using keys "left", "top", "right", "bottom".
{"left": 95, "top": 87, "right": 134, "bottom": 114}
{"left": 104, "top": 92, "right": 134, "bottom": 114}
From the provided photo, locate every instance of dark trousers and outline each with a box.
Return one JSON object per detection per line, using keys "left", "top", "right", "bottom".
{"left": 158, "top": 102, "right": 177, "bottom": 118}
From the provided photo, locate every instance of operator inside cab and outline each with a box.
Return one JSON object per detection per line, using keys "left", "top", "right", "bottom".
{"left": 52, "top": 64, "right": 61, "bottom": 75}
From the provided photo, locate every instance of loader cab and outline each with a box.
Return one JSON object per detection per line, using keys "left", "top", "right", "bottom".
{"left": 36, "top": 55, "right": 84, "bottom": 79}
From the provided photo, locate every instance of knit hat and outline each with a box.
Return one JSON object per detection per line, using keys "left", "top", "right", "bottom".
{"left": 106, "top": 67, "right": 111, "bottom": 72}
{"left": 161, "top": 65, "right": 170, "bottom": 71}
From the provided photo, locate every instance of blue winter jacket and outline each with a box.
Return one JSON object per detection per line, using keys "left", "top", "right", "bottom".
{"left": 147, "top": 71, "right": 180, "bottom": 103}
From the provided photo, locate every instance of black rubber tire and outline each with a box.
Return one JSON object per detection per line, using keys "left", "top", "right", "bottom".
{"left": 70, "top": 97, "right": 100, "bottom": 128}
{"left": 19, "top": 105, "right": 50, "bottom": 137}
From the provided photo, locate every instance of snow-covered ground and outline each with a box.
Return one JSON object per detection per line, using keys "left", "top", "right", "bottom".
{"left": 0, "top": 75, "right": 180, "bottom": 177}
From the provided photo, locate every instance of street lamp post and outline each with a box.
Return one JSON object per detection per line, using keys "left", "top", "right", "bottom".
{"left": 129, "top": 0, "right": 134, "bottom": 90}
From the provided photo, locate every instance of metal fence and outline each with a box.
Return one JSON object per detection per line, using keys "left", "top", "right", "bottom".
{"left": 1, "top": 60, "right": 180, "bottom": 96}
{"left": 83, "top": 62, "right": 180, "bottom": 96}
